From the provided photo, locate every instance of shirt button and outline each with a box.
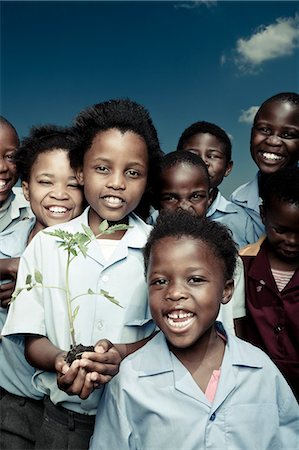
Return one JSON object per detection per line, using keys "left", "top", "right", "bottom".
{"left": 97, "top": 320, "right": 103, "bottom": 330}
{"left": 102, "top": 275, "right": 109, "bottom": 282}
{"left": 210, "top": 413, "right": 216, "bottom": 421}
{"left": 274, "top": 325, "right": 283, "bottom": 334}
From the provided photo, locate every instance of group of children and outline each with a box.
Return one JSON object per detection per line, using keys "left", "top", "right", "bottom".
{"left": 0, "top": 92, "right": 298, "bottom": 450}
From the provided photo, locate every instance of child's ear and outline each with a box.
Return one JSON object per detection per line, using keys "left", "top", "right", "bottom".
{"left": 221, "top": 279, "right": 234, "bottom": 305}
{"left": 76, "top": 167, "right": 84, "bottom": 186}
{"left": 224, "top": 161, "right": 233, "bottom": 178}
{"left": 22, "top": 181, "right": 30, "bottom": 201}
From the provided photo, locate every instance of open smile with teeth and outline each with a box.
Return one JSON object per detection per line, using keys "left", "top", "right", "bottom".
{"left": 261, "top": 152, "right": 283, "bottom": 161}
{"left": 166, "top": 311, "right": 194, "bottom": 329}
{"left": 47, "top": 206, "right": 69, "bottom": 214}
{"left": 0, "top": 179, "right": 10, "bottom": 190}
{"left": 103, "top": 196, "right": 124, "bottom": 206}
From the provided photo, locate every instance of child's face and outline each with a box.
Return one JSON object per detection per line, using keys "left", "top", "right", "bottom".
{"left": 180, "top": 133, "right": 232, "bottom": 189}
{"left": 22, "top": 150, "right": 84, "bottom": 233}
{"left": 251, "top": 101, "right": 299, "bottom": 174}
{"left": 159, "top": 163, "right": 211, "bottom": 217}
{"left": 147, "top": 236, "right": 233, "bottom": 350}
{"left": 261, "top": 199, "right": 299, "bottom": 263}
{"left": 77, "top": 129, "right": 148, "bottom": 231}
{"left": 0, "top": 123, "right": 19, "bottom": 205}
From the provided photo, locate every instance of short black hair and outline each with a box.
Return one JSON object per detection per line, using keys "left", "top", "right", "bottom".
{"left": 253, "top": 92, "right": 299, "bottom": 125}
{"left": 152, "top": 150, "right": 210, "bottom": 210}
{"left": 144, "top": 209, "right": 237, "bottom": 280}
{"left": 71, "top": 98, "right": 163, "bottom": 220}
{"left": 176, "top": 121, "right": 232, "bottom": 162}
{"left": 0, "top": 116, "right": 19, "bottom": 142}
{"left": 261, "top": 167, "right": 299, "bottom": 209}
{"left": 15, "top": 125, "right": 79, "bottom": 182}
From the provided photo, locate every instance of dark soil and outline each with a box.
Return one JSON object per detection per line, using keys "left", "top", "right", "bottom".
{"left": 65, "top": 344, "right": 95, "bottom": 365}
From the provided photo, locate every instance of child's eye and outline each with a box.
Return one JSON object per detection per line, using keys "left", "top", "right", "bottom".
{"left": 161, "top": 194, "right": 177, "bottom": 203}
{"left": 189, "top": 276, "right": 204, "bottom": 284}
{"left": 68, "top": 183, "right": 80, "bottom": 189}
{"left": 126, "top": 169, "right": 139, "bottom": 178}
{"left": 95, "top": 166, "right": 108, "bottom": 173}
{"left": 5, "top": 153, "right": 16, "bottom": 162}
{"left": 280, "top": 131, "right": 299, "bottom": 139}
{"left": 256, "top": 126, "right": 271, "bottom": 135}
{"left": 150, "top": 278, "right": 168, "bottom": 287}
{"left": 39, "top": 180, "right": 52, "bottom": 185}
{"left": 191, "top": 193, "right": 206, "bottom": 202}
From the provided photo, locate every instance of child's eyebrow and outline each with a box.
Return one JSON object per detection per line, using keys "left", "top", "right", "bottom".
{"left": 92, "top": 157, "right": 147, "bottom": 167}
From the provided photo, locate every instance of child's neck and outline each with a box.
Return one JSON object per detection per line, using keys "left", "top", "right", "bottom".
{"left": 169, "top": 326, "right": 225, "bottom": 392}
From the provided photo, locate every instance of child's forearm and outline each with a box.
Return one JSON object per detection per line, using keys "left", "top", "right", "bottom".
{"left": 0, "top": 257, "right": 20, "bottom": 280}
{"left": 25, "top": 335, "right": 66, "bottom": 371}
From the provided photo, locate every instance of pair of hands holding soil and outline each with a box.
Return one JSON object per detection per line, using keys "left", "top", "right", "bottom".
{"left": 55, "top": 340, "right": 122, "bottom": 400}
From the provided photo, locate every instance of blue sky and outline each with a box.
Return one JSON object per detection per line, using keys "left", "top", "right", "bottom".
{"left": 1, "top": 0, "right": 298, "bottom": 196}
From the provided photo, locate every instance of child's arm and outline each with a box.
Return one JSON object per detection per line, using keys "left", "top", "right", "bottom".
{"left": 0, "top": 257, "right": 20, "bottom": 307}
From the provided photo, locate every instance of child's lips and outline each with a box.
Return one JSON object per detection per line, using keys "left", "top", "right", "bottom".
{"left": 102, "top": 195, "right": 125, "bottom": 207}
{"left": 0, "top": 178, "right": 12, "bottom": 192}
{"left": 258, "top": 151, "right": 284, "bottom": 163}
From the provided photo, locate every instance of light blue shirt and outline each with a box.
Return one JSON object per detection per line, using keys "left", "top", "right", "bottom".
{"left": 230, "top": 173, "right": 265, "bottom": 241}
{"left": 2, "top": 208, "right": 155, "bottom": 414}
{"left": 90, "top": 325, "right": 299, "bottom": 450}
{"left": 207, "top": 190, "right": 256, "bottom": 248}
{"left": 0, "top": 187, "right": 32, "bottom": 233}
{"left": 0, "top": 217, "right": 43, "bottom": 399}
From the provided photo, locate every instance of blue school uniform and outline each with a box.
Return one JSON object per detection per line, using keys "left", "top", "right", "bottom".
{"left": 90, "top": 324, "right": 298, "bottom": 450}
{"left": 2, "top": 207, "right": 155, "bottom": 415}
{"left": 230, "top": 173, "right": 265, "bottom": 240}
{"left": 0, "top": 187, "right": 32, "bottom": 233}
{"left": 207, "top": 190, "right": 256, "bottom": 248}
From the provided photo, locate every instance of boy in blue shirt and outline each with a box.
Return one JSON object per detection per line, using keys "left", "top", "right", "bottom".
{"left": 90, "top": 210, "right": 298, "bottom": 450}
{"left": 3, "top": 99, "right": 162, "bottom": 450}
{"left": 177, "top": 120, "right": 255, "bottom": 247}
{"left": 231, "top": 92, "right": 299, "bottom": 240}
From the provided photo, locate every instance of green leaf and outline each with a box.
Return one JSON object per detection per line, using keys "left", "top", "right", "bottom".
{"left": 34, "top": 270, "right": 43, "bottom": 284}
{"left": 87, "top": 288, "right": 95, "bottom": 295}
{"left": 81, "top": 224, "right": 94, "bottom": 239}
{"left": 72, "top": 305, "right": 80, "bottom": 320}
{"left": 11, "top": 288, "right": 22, "bottom": 302}
{"left": 104, "top": 224, "right": 132, "bottom": 234}
{"left": 98, "top": 220, "right": 109, "bottom": 234}
{"left": 70, "top": 248, "right": 78, "bottom": 257}
{"left": 100, "top": 289, "right": 123, "bottom": 308}
{"left": 25, "top": 274, "right": 32, "bottom": 285}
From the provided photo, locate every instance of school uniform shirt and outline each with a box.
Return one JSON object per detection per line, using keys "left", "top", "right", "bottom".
{"left": 2, "top": 207, "right": 155, "bottom": 414}
{"left": 230, "top": 173, "right": 265, "bottom": 241}
{"left": 207, "top": 190, "right": 256, "bottom": 248}
{"left": 90, "top": 324, "right": 298, "bottom": 450}
{"left": 0, "top": 187, "right": 32, "bottom": 233}
{"left": 240, "top": 238, "right": 299, "bottom": 400}
{"left": 0, "top": 217, "right": 44, "bottom": 399}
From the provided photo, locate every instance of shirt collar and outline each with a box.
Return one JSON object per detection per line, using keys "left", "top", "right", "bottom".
{"left": 208, "top": 191, "right": 239, "bottom": 216}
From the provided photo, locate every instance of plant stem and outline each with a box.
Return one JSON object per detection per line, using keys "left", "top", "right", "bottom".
{"left": 65, "top": 248, "right": 76, "bottom": 347}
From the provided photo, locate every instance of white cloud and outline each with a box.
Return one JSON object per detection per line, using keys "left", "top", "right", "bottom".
{"left": 220, "top": 53, "right": 226, "bottom": 66}
{"left": 174, "top": 1, "right": 217, "bottom": 9}
{"left": 238, "top": 106, "right": 259, "bottom": 124}
{"left": 235, "top": 15, "right": 299, "bottom": 71}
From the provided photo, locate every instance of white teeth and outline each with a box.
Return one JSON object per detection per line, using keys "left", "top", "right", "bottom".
{"left": 167, "top": 317, "right": 194, "bottom": 328}
{"left": 262, "top": 152, "right": 282, "bottom": 161}
{"left": 0, "top": 180, "right": 7, "bottom": 188}
{"left": 104, "top": 196, "right": 123, "bottom": 205}
{"left": 168, "top": 312, "right": 193, "bottom": 319}
{"left": 48, "top": 206, "right": 68, "bottom": 213}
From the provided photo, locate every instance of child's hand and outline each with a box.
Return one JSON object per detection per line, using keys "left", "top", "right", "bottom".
{"left": 79, "top": 339, "right": 122, "bottom": 388}
{"left": 56, "top": 353, "right": 91, "bottom": 399}
{"left": 0, "top": 280, "right": 16, "bottom": 308}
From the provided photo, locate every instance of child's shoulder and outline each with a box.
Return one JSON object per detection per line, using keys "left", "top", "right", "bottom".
{"left": 230, "top": 173, "right": 259, "bottom": 202}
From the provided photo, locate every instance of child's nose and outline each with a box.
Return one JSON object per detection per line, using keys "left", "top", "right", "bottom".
{"left": 178, "top": 199, "right": 192, "bottom": 211}
{"left": 107, "top": 172, "right": 126, "bottom": 190}
{"left": 165, "top": 281, "right": 187, "bottom": 302}
{"left": 265, "top": 134, "right": 282, "bottom": 146}
{"left": 50, "top": 186, "right": 69, "bottom": 200}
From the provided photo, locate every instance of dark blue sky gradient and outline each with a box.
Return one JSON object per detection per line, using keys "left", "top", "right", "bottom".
{"left": 1, "top": 1, "right": 298, "bottom": 195}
